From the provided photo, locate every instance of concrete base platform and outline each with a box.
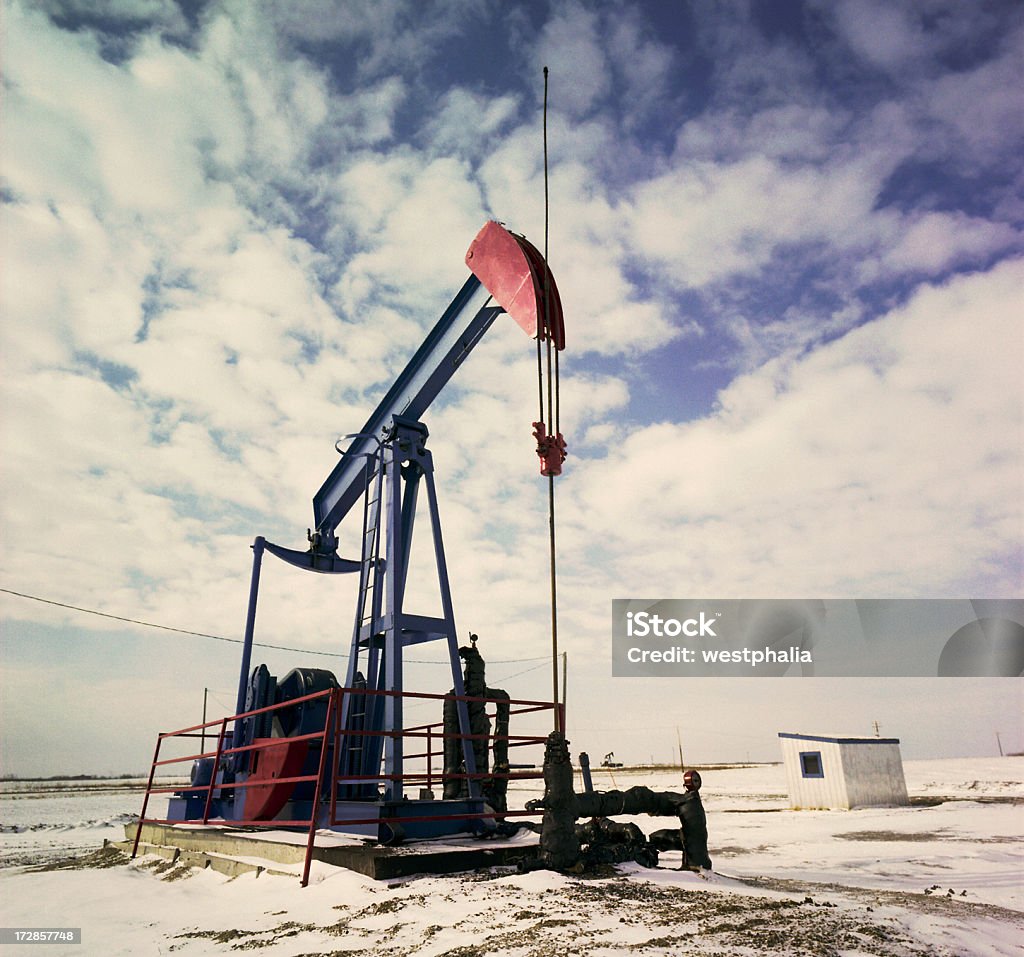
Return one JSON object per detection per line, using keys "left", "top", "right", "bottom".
{"left": 111, "top": 837, "right": 298, "bottom": 880}
{"left": 123, "top": 822, "right": 539, "bottom": 881}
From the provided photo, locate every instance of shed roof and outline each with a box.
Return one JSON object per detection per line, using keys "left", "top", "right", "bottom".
{"left": 778, "top": 732, "right": 901, "bottom": 745}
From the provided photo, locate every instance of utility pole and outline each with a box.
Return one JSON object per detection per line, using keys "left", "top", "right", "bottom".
{"left": 872, "top": 720, "right": 881, "bottom": 737}
{"left": 995, "top": 731, "right": 1004, "bottom": 756}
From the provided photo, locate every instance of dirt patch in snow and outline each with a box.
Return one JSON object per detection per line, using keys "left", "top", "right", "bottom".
{"left": 743, "top": 874, "right": 1024, "bottom": 925}
{"left": 24, "top": 844, "right": 128, "bottom": 872}
{"left": 166, "top": 865, "right": 1022, "bottom": 956}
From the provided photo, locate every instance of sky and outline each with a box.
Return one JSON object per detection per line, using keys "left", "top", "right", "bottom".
{"left": 1, "top": 0, "right": 1022, "bottom": 778}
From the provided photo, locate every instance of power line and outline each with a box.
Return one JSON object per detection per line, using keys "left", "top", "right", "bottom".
{"left": 0, "top": 586, "right": 553, "bottom": 665}
{"left": 0, "top": 586, "right": 339, "bottom": 656}
{"left": 491, "top": 659, "right": 551, "bottom": 684}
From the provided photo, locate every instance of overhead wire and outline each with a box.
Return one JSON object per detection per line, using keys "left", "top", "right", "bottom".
{"left": 0, "top": 586, "right": 553, "bottom": 665}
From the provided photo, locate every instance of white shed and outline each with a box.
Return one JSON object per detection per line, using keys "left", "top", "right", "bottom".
{"left": 778, "top": 732, "right": 909, "bottom": 809}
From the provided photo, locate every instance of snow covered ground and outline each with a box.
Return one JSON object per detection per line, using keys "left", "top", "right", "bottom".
{"left": 1, "top": 759, "right": 1021, "bottom": 956}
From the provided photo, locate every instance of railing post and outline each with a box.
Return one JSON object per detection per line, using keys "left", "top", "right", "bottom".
{"left": 202, "top": 719, "right": 229, "bottom": 825}
{"left": 302, "top": 691, "right": 335, "bottom": 888}
{"left": 131, "top": 735, "right": 163, "bottom": 859}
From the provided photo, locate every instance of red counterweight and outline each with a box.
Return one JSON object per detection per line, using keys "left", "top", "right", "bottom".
{"left": 465, "top": 221, "right": 565, "bottom": 350}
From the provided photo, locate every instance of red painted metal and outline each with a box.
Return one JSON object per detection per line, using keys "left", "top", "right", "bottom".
{"left": 131, "top": 735, "right": 162, "bottom": 860}
{"left": 243, "top": 737, "right": 311, "bottom": 820}
{"left": 465, "top": 221, "right": 565, "bottom": 350}
{"left": 513, "top": 231, "right": 565, "bottom": 350}
{"left": 302, "top": 690, "right": 335, "bottom": 887}
{"left": 201, "top": 719, "right": 228, "bottom": 824}
{"left": 141, "top": 817, "right": 319, "bottom": 828}
{"left": 532, "top": 421, "right": 567, "bottom": 476}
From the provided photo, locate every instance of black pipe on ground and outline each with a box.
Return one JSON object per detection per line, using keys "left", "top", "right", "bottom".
{"left": 524, "top": 731, "right": 712, "bottom": 873}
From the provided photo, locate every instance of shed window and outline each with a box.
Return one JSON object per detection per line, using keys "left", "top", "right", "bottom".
{"left": 800, "top": 751, "right": 824, "bottom": 778}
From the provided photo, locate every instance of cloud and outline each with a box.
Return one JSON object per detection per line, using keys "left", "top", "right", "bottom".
{"left": 604, "top": 9, "right": 677, "bottom": 130}
{"left": 625, "top": 152, "right": 886, "bottom": 287}
{"left": 533, "top": 2, "right": 611, "bottom": 119}
{"left": 690, "top": 0, "right": 820, "bottom": 112}
{"left": 422, "top": 89, "right": 521, "bottom": 161}
{"left": 568, "top": 259, "right": 1024, "bottom": 597}
{"left": 528, "top": 0, "right": 680, "bottom": 137}
{"left": 262, "top": 0, "right": 488, "bottom": 77}
{"left": 863, "top": 211, "right": 1019, "bottom": 279}
{"left": 327, "top": 153, "right": 490, "bottom": 332}
{"left": 829, "top": 0, "right": 1020, "bottom": 80}
{"left": 920, "top": 24, "right": 1024, "bottom": 169}
{"left": 832, "top": 0, "right": 935, "bottom": 71}
{"left": 676, "top": 103, "right": 845, "bottom": 164}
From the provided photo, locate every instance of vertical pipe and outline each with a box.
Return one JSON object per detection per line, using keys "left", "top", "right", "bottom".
{"left": 232, "top": 537, "right": 265, "bottom": 752}
{"left": 579, "top": 751, "right": 594, "bottom": 794}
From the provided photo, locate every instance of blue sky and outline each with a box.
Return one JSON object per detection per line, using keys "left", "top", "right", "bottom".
{"left": 1, "top": 0, "right": 1022, "bottom": 776}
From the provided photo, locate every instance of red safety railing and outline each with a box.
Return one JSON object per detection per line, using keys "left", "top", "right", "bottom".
{"left": 325, "top": 686, "right": 558, "bottom": 829}
{"left": 132, "top": 687, "right": 336, "bottom": 885}
{"left": 132, "top": 687, "right": 559, "bottom": 885}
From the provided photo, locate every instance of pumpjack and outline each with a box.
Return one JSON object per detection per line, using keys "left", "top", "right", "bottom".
{"left": 166, "top": 221, "right": 565, "bottom": 841}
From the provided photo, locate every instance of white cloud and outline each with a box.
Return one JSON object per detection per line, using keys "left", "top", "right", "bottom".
{"left": 677, "top": 103, "right": 844, "bottom": 164}
{"left": 258, "top": 0, "right": 480, "bottom": 81}
{"left": 833, "top": 0, "right": 934, "bottom": 71}
{"left": 329, "top": 153, "right": 487, "bottom": 315}
{"left": 423, "top": 89, "right": 521, "bottom": 161}
{"left": 624, "top": 95, "right": 1021, "bottom": 326}
{"left": 604, "top": 6, "right": 677, "bottom": 130}
{"left": 921, "top": 24, "right": 1024, "bottom": 167}
{"left": 693, "top": 4, "right": 818, "bottom": 111}
{"left": 534, "top": 2, "right": 611, "bottom": 119}
{"left": 866, "top": 211, "right": 1020, "bottom": 278}
{"left": 625, "top": 153, "right": 884, "bottom": 287}
{"left": 567, "top": 259, "right": 1024, "bottom": 597}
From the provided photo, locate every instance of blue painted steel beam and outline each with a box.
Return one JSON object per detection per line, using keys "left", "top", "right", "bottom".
{"left": 312, "top": 278, "right": 502, "bottom": 541}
